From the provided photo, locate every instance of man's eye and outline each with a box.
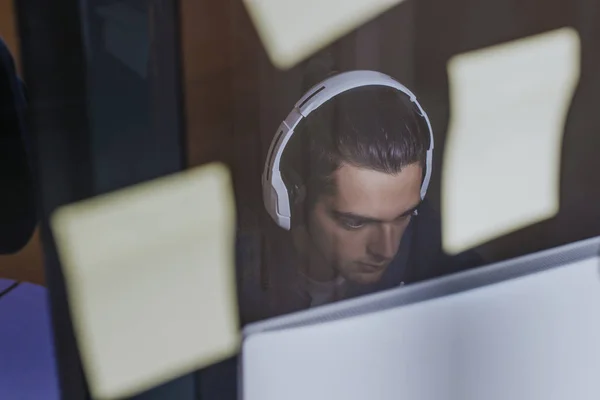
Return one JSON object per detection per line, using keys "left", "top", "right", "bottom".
{"left": 340, "top": 218, "right": 365, "bottom": 229}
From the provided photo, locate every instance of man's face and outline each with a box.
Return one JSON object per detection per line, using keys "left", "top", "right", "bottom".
{"left": 306, "top": 162, "right": 423, "bottom": 285}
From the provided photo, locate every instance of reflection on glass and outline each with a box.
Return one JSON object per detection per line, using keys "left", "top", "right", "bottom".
{"left": 239, "top": 70, "right": 483, "bottom": 324}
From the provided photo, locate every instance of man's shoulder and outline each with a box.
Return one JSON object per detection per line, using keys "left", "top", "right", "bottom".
{"left": 0, "top": 37, "right": 17, "bottom": 87}
{"left": 0, "top": 37, "right": 12, "bottom": 66}
{"left": 0, "top": 37, "right": 36, "bottom": 255}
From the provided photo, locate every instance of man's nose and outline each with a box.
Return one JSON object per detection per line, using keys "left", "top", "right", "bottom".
{"left": 366, "top": 225, "right": 399, "bottom": 263}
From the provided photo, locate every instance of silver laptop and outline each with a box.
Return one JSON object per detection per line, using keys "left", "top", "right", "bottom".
{"left": 240, "top": 236, "right": 600, "bottom": 400}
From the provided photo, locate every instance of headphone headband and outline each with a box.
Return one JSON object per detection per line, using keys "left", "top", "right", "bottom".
{"left": 262, "top": 70, "right": 434, "bottom": 230}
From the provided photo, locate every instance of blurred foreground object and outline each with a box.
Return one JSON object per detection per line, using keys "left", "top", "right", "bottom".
{"left": 442, "top": 28, "right": 580, "bottom": 254}
{"left": 51, "top": 163, "right": 239, "bottom": 399}
{"left": 243, "top": 0, "right": 405, "bottom": 69}
{"left": 0, "top": 37, "right": 36, "bottom": 254}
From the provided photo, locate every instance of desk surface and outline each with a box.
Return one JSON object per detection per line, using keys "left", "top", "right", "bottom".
{"left": 0, "top": 278, "right": 15, "bottom": 293}
{"left": 0, "top": 280, "right": 60, "bottom": 400}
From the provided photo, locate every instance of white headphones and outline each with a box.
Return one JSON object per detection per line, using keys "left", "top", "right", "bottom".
{"left": 262, "top": 70, "right": 434, "bottom": 230}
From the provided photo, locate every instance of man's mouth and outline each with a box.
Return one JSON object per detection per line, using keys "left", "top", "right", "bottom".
{"left": 357, "top": 262, "right": 388, "bottom": 273}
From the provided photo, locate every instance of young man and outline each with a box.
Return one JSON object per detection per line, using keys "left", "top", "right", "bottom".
{"left": 0, "top": 37, "right": 36, "bottom": 254}
{"left": 239, "top": 71, "right": 483, "bottom": 324}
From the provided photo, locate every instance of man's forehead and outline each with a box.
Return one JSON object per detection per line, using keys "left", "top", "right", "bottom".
{"left": 325, "top": 163, "right": 423, "bottom": 219}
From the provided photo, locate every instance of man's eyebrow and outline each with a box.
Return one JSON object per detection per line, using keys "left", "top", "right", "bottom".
{"left": 330, "top": 201, "right": 422, "bottom": 223}
{"left": 330, "top": 210, "right": 381, "bottom": 224}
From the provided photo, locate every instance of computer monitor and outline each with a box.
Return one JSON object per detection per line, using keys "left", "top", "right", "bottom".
{"left": 241, "top": 236, "right": 600, "bottom": 400}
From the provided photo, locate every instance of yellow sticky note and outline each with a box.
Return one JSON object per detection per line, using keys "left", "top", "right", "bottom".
{"left": 243, "top": 0, "right": 404, "bottom": 69}
{"left": 443, "top": 27, "right": 581, "bottom": 254}
{"left": 51, "top": 163, "right": 239, "bottom": 399}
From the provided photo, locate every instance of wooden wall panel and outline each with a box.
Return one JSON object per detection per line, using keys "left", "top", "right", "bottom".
{"left": 180, "top": 0, "right": 234, "bottom": 168}
{"left": 0, "top": 0, "right": 20, "bottom": 70}
{"left": 0, "top": 229, "right": 44, "bottom": 286}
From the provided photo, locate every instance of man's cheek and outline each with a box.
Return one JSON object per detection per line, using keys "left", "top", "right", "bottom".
{"left": 309, "top": 220, "right": 341, "bottom": 261}
{"left": 319, "top": 218, "right": 345, "bottom": 245}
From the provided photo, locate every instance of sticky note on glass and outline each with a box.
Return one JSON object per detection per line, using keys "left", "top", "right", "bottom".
{"left": 243, "top": 0, "right": 404, "bottom": 69}
{"left": 442, "top": 27, "right": 581, "bottom": 254}
{"left": 50, "top": 163, "right": 239, "bottom": 399}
